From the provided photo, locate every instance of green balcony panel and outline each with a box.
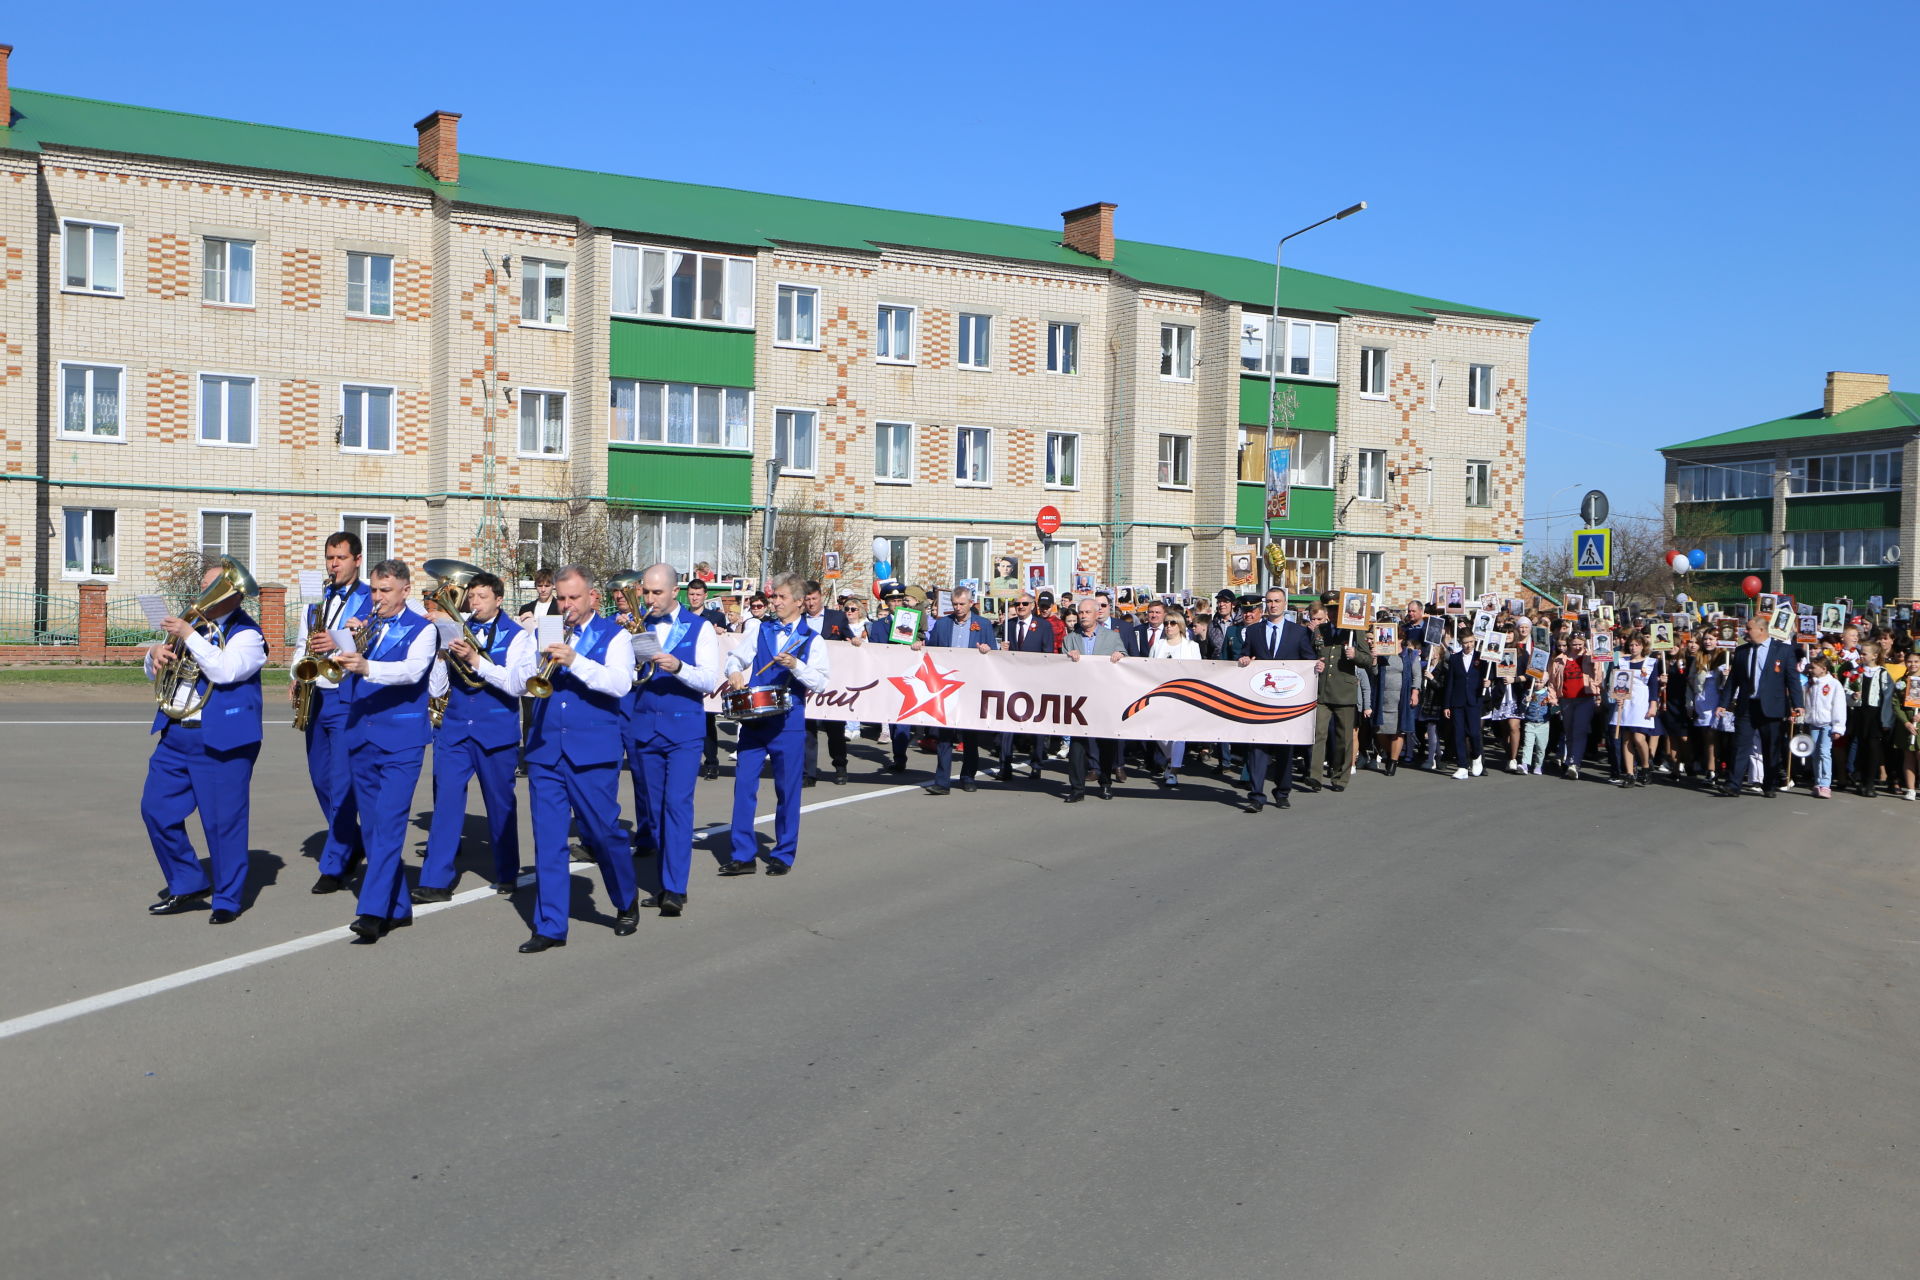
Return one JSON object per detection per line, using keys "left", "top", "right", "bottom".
{"left": 609, "top": 320, "right": 755, "bottom": 388}
{"left": 607, "top": 445, "right": 754, "bottom": 512}
{"left": 1784, "top": 492, "right": 1902, "bottom": 532}
{"left": 1234, "top": 483, "right": 1335, "bottom": 534}
{"left": 1674, "top": 498, "right": 1770, "bottom": 536}
{"left": 1239, "top": 376, "right": 1337, "bottom": 431}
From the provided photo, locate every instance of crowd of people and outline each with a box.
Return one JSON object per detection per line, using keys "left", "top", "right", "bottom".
{"left": 136, "top": 533, "right": 1904, "bottom": 951}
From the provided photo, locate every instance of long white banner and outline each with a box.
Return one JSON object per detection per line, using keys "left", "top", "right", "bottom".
{"left": 707, "top": 639, "right": 1320, "bottom": 744}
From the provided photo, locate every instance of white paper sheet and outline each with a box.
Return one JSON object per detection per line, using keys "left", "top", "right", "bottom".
{"left": 135, "top": 594, "right": 170, "bottom": 628}
{"left": 632, "top": 632, "right": 664, "bottom": 661}
{"left": 435, "top": 619, "right": 465, "bottom": 644}
{"left": 328, "top": 628, "right": 357, "bottom": 654}
{"left": 297, "top": 570, "right": 326, "bottom": 599}
{"left": 536, "top": 616, "right": 564, "bottom": 649}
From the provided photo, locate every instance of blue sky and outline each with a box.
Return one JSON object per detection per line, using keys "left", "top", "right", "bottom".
{"left": 8, "top": 1, "right": 1914, "bottom": 549}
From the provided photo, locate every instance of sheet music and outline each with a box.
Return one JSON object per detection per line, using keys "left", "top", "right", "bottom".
{"left": 327, "top": 628, "right": 357, "bottom": 653}
{"left": 434, "top": 619, "right": 465, "bottom": 644}
{"left": 135, "top": 594, "right": 169, "bottom": 628}
{"left": 536, "top": 616, "right": 565, "bottom": 648}
{"left": 297, "top": 570, "right": 325, "bottom": 599}
{"left": 632, "top": 632, "right": 664, "bottom": 661}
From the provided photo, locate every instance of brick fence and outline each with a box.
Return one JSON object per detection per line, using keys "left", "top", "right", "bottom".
{"left": 0, "top": 581, "right": 288, "bottom": 666}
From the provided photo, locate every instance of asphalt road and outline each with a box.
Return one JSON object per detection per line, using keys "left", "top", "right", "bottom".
{"left": 5, "top": 697, "right": 1919, "bottom": 1279}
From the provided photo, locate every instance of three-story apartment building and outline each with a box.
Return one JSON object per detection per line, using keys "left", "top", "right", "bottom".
{"left": 0, "top": 45, "right": 1533, "bottom": 616}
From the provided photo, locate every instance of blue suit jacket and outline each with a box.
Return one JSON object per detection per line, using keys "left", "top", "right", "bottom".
{"left": 926, "top": 614, "right": 999, "bottom": 650}
{"left": 1445, "top": 652, "right": 1490, "bottom": 711}
{"left": 1719, "top": 640, "right": 1805, "bottom": 719}
{"left": 1242, "top": 617, "right": 1317, "bottom": 662}
{"left": 1000, "top": 615, "right": 1052, "bottom": 653}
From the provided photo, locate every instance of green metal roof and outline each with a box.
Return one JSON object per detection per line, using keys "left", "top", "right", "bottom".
{"left": 1661, "top": 391, "right": 1920, "bottom": 452}
{"left": 4, "top": 87, "right": 1533, "bottom": 323}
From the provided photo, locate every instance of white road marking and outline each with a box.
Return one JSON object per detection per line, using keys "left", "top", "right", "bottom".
{"left": 0, "top": 784, "right": 919, "bottom": 1043}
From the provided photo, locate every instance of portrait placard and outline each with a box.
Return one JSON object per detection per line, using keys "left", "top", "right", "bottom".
{"left": 1591, "top": 630, "right": 1615, "bottom": 660}
{"left": 1647, "top": 621, "right": 1674, "bottom": 652}
{"left": 1337, "top": 589, "right": 1373, "bottom": 633}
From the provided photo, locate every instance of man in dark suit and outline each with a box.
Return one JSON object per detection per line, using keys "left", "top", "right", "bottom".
{"left": 1125, "top": 600, "right": 1169, "bottom": 657}
{"left": 1444, "top": 631, "right": 1491, "bottom": 779}
{"left": 915, "top": 586, "right": 998, "bottom": 794}
{"left": 801, "top": 579, "right": 853, "bottom": 785}
{"left": 683, "top": 577, "right": 729, "bottom": 779}
{"left": 1062, "top": 604, "right": 1127, "bottom": 801}
{"left": 1236, "top": 588, "right": 1323, "bottom": 813}
{"left": 1717, "top": 614, "right": 1805, "bottom": 797}
{"left": 995, "top": 591, "right": 1052, "bottom": 781}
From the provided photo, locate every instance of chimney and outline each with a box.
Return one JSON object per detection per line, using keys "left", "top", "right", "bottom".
{"left": 0, "top": 45, "right": 13, "bottom": 130}
{"left": 413, "top": 110, "right": 461, "bottom": 183}
{"left": 1061, "top": 201, "right": 1117, "bottom": 262}
{"left": 1824, "top": 371, "right": 1888, "bottom": 416}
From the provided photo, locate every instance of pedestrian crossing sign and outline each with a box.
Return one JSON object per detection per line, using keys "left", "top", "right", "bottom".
{"left": 1572, "top": 528, "right": 1611, "bottom": 578}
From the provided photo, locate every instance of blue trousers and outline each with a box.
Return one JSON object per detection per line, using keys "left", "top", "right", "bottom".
{"left": 730, "top": 719, "right": 805, "bottom": 867}
{"left": 140, "top": 723, "right": 258, "bottom": 913}
{"left": 528, "top": 757, "right": 634, "bottom": 939}
{"left": 307, "top": 690, "right": 363, "bottom": 875}
{"left": 350, "top": 741, "right": 425, "bottom": 921}
{"left": 420, "top": 736, "right": 520, "bottom": 890}
{"left": 932, "top": 728, "right": 978, "bottom": 788}
{"left": 631, "top": 734, "right": 701, "bottom": 896}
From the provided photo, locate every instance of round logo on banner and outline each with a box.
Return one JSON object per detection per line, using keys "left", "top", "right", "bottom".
{"left": 1247, "top": 667, "right": 1306, "bottom": 702}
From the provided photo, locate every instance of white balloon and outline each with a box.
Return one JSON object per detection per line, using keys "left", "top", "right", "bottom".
{"left": 1671, "top": 560, "right": 1690, "bottom": 575}
{"left": 871, "top": 537, "right": 889, "bottom": 560}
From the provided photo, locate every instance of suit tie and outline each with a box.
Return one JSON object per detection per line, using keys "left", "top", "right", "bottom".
{"left": 1266, "top": 622, "right": 1278, "bottom": 653}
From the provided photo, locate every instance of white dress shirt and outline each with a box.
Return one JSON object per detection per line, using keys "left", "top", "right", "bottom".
{"left": 146, "top": 620, "right": 269, "bottom": 724}
{"left": 725, "top": 617, "right": 831, "bottom": 693}
{"left": 428, "top": 613, "right": 518, "bottom": 698}
{"left": 637, "top": 607, "right": 724, "bottom": 695}
{"left": 502, "top": 619, "right": 636, "bottom": 700}
{"left": 358, "top": 614, "right": 438, "bottom": 687}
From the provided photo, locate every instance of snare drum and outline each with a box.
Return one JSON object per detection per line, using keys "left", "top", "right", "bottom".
{"left": 720, "top": 685, "right": 795, "bottom": 722}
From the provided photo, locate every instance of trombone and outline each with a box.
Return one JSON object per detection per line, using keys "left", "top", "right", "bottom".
{"left": 154, "top": 557, "right": 259, "bottom": 721}
{"left": 422, "top": 558, "right": 492, "bottom": 689}
{"left": 523, "top": 618, "right": 576, "bottom": 699}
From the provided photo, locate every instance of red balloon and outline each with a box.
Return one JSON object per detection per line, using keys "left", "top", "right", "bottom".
{"left": 1741, "top": 575, "right": 1763, "bottom": 599}
{"left": 872, "top": 580, "right": 885, "bottom": 599}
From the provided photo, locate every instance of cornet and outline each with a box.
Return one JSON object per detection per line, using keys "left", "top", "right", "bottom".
{"left": 523, "top": 619, "right": 576, "bottom": 699}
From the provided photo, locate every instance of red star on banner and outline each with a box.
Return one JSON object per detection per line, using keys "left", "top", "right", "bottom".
{"left": 889, "top": 651, "right": 967, "bottom": 725}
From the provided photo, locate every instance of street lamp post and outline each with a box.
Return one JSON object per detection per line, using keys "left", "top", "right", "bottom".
{"left": 1261, "top": 201, "right": 1366, "bottom": 595}
{"left": 760, "top": 456, "right": 782, "bottom": 588}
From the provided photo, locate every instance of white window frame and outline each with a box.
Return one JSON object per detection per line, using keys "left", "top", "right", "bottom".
{"left": 196, "top": 372, "right": 258, "bottom": 449}
{"left": 1159, "top": 323, "right": 1194, "bottom": 381}
{"left": 1047, "top": 321, "right": 1079, "bottom": 375}
{"left": 1358, "top": 346, "right": 1388, "bottom": 399}
{"left": 877, "top": 304, "right": 917, "bottom": 364}
{"left": 1467, "top": 363, "right": 1495, "bottom": 413}
{"left": 1674, "top": 459, "right": 1773, "bottom": 503}
{"left": 1465, "top": 459, "right": 1492, "bottom": 507}
{"left": 773, "top": 407, "right": 819, "bottom": 476}
{"left": 61, "top": 219, "right": 123, "bottom": 296}
{"left": 612, "top": 510, "right": 751, "bottom": 579}
{"left": 953, "top": 537, "right": 991, "bottom": 585}
{"left": 1044, "top": 539, "right": 1077, "bottom": 590}
{"left": 1785, "top": 528, "right": 1899, "bottom": 569}
{"left": 61, "top": 507, "right": 117, "bottom": 581}
{"left": 1154, "top": 543, "right": 1188, "bottom": 595}
{"left": 346, "top": 251, "right": 394, "bottom": 319}
{"left": 875, "top": 420, "right": 914, "bottom": 485}
{"left": 340, "top": 383, "right": 398, "bottom": 455}
{"left": 58, "top": 361, "right": 127, "bottom": 442}
{"left": 1463, "top": 555, "right": 1489, "bottom": 598}
{"left": 516, "top": 388, "right": 569, "bottom": 460}
{"left": 609, "top": 379, "right": 753, "bottom": 452}
{"left": 1239, "top": 316, "right": 1338, "bottom": 380}
{"left": 1045, "top": 431, "right": 1081, "bottom": 490}
{"left": 609, "top": 242, "right": 756, "bottom": 329}
{"left": 1289, "top": 431, "right": 1333, "bottom": 488}
{"left": 1356, "top": 448, "right": 1386, "bottom": 501}
{"left": 774, "top": 282, "right": 820, "bottom": 349}
{"left": 878, "top": 536, "right": 909, "bottom": 579}
{"left": 201, "top": 236, "right": 255, "bottom": 308}
{"left": 1355, "top": 549, "right": 1383, "bottom": 593}
{"left": 958, "top": 313, "right": 992, "bottom": 369}
{"left": 955, "top": 425, "right": 993, "bottom": 487}
{"left": 199, "top": 508, "right": 256, "bottom": 565}
{"left": 519, "top": 257, "right": 569, "bottom": 329}
{"left": 1787, "top": 448, "right": 1904, "bottom": 496}
{"left": 1157, "top": 433, "right": 1192, "bottom": 489}
{"left": 341, "top": 513, "right": 394, "bottom": 565}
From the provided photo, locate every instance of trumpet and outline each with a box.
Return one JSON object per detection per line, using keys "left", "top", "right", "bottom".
{"left": 154, "top": 557, "right": 259, "bottom": 721}
{"left": 524, "top": 619, "right": 576, "bottom": 699}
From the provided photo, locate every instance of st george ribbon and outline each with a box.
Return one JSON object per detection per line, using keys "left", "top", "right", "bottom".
{"left": 709, "top": 640, "right": 1318, "bottom": 745}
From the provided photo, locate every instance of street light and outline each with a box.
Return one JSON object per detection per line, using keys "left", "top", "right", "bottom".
{"left": 1262, "top": 202, "right": 1366, "bottom": 594}
{"left": 760, "top": 455, "right": 783, "bottom": 587}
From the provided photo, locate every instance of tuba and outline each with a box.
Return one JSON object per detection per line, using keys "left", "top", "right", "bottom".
{"left": 154, "top": 557, "right": 259, "bottom": 722}
{"left": 422, "top": 558, "right": 491, "bottom": 689}
{"left": 607, "top": 568, "right": 655, "bottom": 681}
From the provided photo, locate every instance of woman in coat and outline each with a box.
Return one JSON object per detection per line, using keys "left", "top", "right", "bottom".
{"left": 1371, "top": 630, "right": 1423, "bottom": 778}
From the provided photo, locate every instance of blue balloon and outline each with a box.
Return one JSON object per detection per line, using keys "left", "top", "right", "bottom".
{"left": 1687, "top": 548, "right": 1706, "bottom": 570}
{"left": 874, "top": 560, "right": 892, "bottom": 580}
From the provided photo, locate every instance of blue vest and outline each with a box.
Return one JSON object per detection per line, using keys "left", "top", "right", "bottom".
{"left": 626, "top": 608, "right": 710, "bottom": 746}
{"left": 525, "top": 613, "right": 626, "bottom": 767}
{"left": 752, "top": 617, "right": 815, "bottom": 732}
{"left": 343, "top": 610, "right": 436, "bottom": 751}
{"left": 437, "top": 613, "right": 523, "bottom": 750}
{"left": 150, "top": 609, "right": 264, "bottom": 751}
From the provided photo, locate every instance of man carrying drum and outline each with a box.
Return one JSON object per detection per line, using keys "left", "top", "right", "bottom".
{"left": 717, "top": 572, "right": 832, "bottom": 878}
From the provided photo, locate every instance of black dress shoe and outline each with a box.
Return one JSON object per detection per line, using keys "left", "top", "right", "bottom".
{"left": 1297, "top": 778, "right": 1322, "bottom": 793}
{"left": 1328, "top": 783, "right": 1345, "bottom": 793}
{"left": 958, "top": 778, "right": 977, "bottom": 792}
{"left": 1098, "top": 783, "right": 1113, "bottom": 800}
{"left": 1384, "top": 760, "right": 1398, "bottom": 777}
{"left": 1241, "top": 799, "right": 1263, "bottom": 814}
{"left": 658, "top": 892, "right": 685, "bottom": 918}
{"left": 923, "top": 784, "right": 951, "bottom": 796}
{"left": 386, "top": 915, "right": 412, "bottom": 930}
{"left": 148, "top": 888, "right": 211, "bottom": 916}
{"left": 717, "top": 860, "right": 757, "bottom": 876}
{"left": 1066, "top": 791, "right": 1086, "bottom": 804}
{"left": 764, "top": 861, "right": 791, "bottom": 876}
{"left": 207, "top": 907, "right": 239, "bottom": 924}
{"left": 410, "top": 884, "right": 453, "bottom": 904}
{"left": 310, "top": 874, "right": 345, "bottom": 895}
{"left": 1113, "top": 767, "right": 1127, "bottom": 783}
{"left": 614, "top": 907, "right": 640, "bottom": 937}
{"left": 1763, "top": 788, "right": 1777, "bottom": 798}
{"left": 834, "top": 769, "right": 847, "bottom": 786}
{"left": 518, "top": 933, "right": 566, "bottom": 954}
{"left": 700, "top": 764, "right": 720, "bottom": 780}
{"left": 490, "top": 880, "right": 517, "bottom": 895}
{"left": 803, "top": 776, "right": 818, "bottom": 789}
{"left": 347, "top": 914, "right": 385, "bottom": 942}
{"left": 1276, "top": 795, "right": 1291, "bottom": 809}
{"left": 883, "top": 762, "right": 908, "bottom": 775}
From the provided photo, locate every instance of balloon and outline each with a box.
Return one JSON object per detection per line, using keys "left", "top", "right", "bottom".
{"left": 873, "top": 560, "right": 892, "bottom": 580}
{"left": 1675, "top": 591, "right": 1691, "bottom": 604}
{"left": 1666, "top": 550, "right": 1684, "bottom": 568}
{"left": 872, "top": 580, "right": 885, "bottom": 599}
{"left": 1687, "top": 548, "right": 1706, "bottom": 570}
{"left": 871, "top": 537, "right": 889, "bottom": 561}
{"left": 1741, "top": 575, "right": 1763, "bottom": 598}
{"left": 1671, "top": 559, "right": 1689, "bottom": 576}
